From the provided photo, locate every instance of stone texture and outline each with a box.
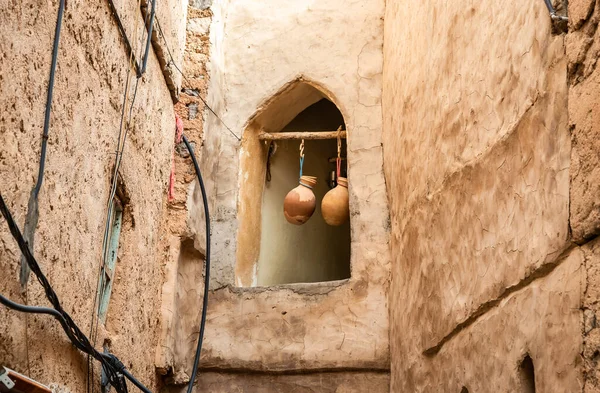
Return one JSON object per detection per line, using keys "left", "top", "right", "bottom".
{"left": 569, "top": 0, "right": 596, "bottom": 29}
{"left": 187, "top": 0, "right": 391, "bottom": 372}
{"left": 187, "top": 18, "right": 210, "bottom": 35}
{"left": 189, "top": 0, "right": 212, "bottom": 10}
{"left": 567, "top": 0, "right": 600, "bottom": 243}
{"left": 0, "top": 1, "right": 185, "bottom": 392}
{"left": 583, "top": 238, "right": 600, "bottom": 393}
{"left": 155, "top": 4, "right": 212, "bottom": 384}
{"left": 394, "top": 250, "right": 583, "bottom": 392}
{"left": 382, "top": 0, "right": 576, "bottom": 391}
{"left": 111, "top": 0, "right": 188, "bottom": 101}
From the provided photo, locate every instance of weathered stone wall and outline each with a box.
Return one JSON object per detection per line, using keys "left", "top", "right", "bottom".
{"left": 155, "top": 1, "right": 213, "bottom": 384}
{"left": 162, "top": 0, "right": 391, "bottom": 388}
{"left": 568, "top": 0, "right": 600, "bottom": 243}
{"left": 382, "top": 0, "right": 583, "bottom": 391}
{"left": 567, "top": 1, "right": 600, "bottom": 391}
{"left": 0, "top": 1, "right": 186, "bottom": 392}
{"left": 583, "top": 238, "right": 600, "bottom": 392}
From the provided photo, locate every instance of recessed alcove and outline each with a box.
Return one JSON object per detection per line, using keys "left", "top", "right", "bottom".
{"left": 519, "top": 355, "right": 536, "bottom": 393}
{"left": 236, "top": 80, "right": 351, "bottom": 287}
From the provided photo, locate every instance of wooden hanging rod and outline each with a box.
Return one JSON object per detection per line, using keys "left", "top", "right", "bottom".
{"left": 258, "top": 131, "right": 347, "bottom": 141}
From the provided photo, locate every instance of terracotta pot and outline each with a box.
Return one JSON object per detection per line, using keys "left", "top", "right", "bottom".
{"left": 283, "top": 176, "right": 317, "bottom": 225}
{"left": 321, "top": 177, "right": 349, "bottom": 226}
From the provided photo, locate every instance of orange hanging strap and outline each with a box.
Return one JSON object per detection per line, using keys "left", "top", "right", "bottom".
{"left": 336, "top": 126, "right": 342, "bottom": 177}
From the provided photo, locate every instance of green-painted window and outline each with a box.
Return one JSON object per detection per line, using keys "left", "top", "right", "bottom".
{"left": 98, "top": 197, "right": 123, "bottom": 323}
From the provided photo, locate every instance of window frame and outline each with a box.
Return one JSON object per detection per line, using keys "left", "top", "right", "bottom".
{"left": 97, "top": 197, "right": 123, "bottom": 323}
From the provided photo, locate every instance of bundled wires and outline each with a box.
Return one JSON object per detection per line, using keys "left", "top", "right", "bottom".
{"left": 542, "top": 0, "right": 568, "bottom": 21}
{"left": 0, "top": 194, "right": 136, "bottom": 393}
{"left": 0, "top": 133, "right": 211, "bottom": 393}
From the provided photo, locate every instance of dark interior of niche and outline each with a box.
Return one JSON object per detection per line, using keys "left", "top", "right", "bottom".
{"left": 460, "top": 387, "right": 469, "bottom": 393}
{"left": 115, "top": 175, "right": 134, "bottom": 229}
{"left": 281, "top": 99, "right": 346, "bottom": 132}
{"left": 256, "top": 97, "right": 350, "bottom": 286}
{"left": 519, "top": 354, "right": 536, "bottom": 393}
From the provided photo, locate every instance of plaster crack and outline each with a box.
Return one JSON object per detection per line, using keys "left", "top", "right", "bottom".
{"left": 423, "top": 242, "right": 575, "bottom": 356}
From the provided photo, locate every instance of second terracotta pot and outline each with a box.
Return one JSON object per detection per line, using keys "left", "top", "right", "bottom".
{"left": 321, "top": 177, "right": 349, "bottom": 226}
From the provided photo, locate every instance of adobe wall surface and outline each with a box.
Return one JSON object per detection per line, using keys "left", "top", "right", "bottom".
{"left": 567, "top": 0, "right": 600, "bottom": 243}
{"left": 382, "top": 0, "right": 580, "bottom": 391}
{"left": 180, "top": 0, "right": 391, "bottom": 377}
{"left": 154, "top": 1, "right": 212, "bottom": 384}
{"left": 0, "top": 1, "right": 185, "bottom": 392}
{"left": 567, "top": 1, "right": 600, "bottom": 391}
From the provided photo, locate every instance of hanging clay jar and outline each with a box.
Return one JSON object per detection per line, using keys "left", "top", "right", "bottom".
{"left": 321, "top": 177, "right": 349, "bottom": 226}
{"left": 283, "top": 176, "right": 317, "bottom": 225}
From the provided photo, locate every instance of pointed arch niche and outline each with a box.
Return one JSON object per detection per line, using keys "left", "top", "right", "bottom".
{"left": 236, "top": 79, "right": 351, "bottom": 287}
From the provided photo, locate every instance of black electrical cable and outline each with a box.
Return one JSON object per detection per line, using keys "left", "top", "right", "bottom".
{"left": 0, "top": 294, "right": 72, "bottom": 338}
{"left": 181, "top": 135, "right": 211, "bottom": 393}
{"left": 121, "top": 370, "right": 151, "bottom": 393}
{"left": 0, "top": 194, "right": 135, "bottom": 393}
{"left": 35, "top": 0, "right": 65, "bottom": 198}
{"left": 0, "top": 136, "right": 211, "bottom": 393}
{"left": 542, "top": 0, "right": 568, "bottom": 21}
{"left": 140, "top": 0, "right": 156, "bottom": 75}
{"left": 20, "top": 0, "right": 66, "bottom": 288}
{"left": 107, "top": 0, "right": 142, "bottom": 76}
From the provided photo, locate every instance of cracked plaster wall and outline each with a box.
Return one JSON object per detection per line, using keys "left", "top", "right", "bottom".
{"left": 567, "top": 0, "right": 600, "bottom": 243}
{"left": 567, "top": 1, "right": 600, "bottom": 391}
{"left": 0, "top": 1, "right": 186, "bottom": 392}
{"left": 184, "top": 0, "right": 391, "bottom": 378}
{"left": 383, "top": 0, "right": 579, "bottom": 391}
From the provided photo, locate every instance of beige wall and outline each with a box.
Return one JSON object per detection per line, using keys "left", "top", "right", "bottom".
{"left": 0, "top": 1, "right": 185, "bottom": 392}
{"left": 257, "top": 138, "right": 351, "bottom": 286}
{"left": 154, "top": 2, "right": 212, "bottom": 384}
{"left": 568, "top": 0, "right": 600, "bottom": 243}
{"left": 182, "top": 0, "right": 391, "bottom": 384}
{"left": 567, "top": 0, "right": 600, "bottom": 391}
{"left": 383, "top": 0, "right": 581, "bottom": 391}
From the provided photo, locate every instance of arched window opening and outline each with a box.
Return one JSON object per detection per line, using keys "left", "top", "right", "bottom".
{"left": 236, "top": 80, "right": 351, "bottom": 287}
{"left": 281, "top": 99, "right": 346, "bottom": 132}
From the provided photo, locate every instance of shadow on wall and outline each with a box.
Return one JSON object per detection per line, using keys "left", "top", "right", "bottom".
{"left": 170, "top": 238, "right": 205, "bottom": 383}
{"left": 519, "top": 354, "right": 536, "bottom": 393}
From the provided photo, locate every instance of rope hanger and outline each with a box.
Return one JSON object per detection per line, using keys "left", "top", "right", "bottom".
{"left": 299, "top": 139, "right": 305, "bottom": 179}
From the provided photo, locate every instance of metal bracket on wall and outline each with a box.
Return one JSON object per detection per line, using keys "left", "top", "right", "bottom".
{"left": 543, "top": 0, "right": 569, "bottom": 21}
{"left": 0, "top": 368, "right": 15, "bottom": 392}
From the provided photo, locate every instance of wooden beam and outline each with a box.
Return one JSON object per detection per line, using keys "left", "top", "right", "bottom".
{"left": 258, "top": 131, "right": 346, "bottom": 141}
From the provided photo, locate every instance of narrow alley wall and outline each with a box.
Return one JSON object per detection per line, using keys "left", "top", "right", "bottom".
{"left": 160, "top": 0, "right": 392, "bottom": 391}
{"left": 0, "top": 1, "right": 187, "bottom": 392}
{"left": 383, "top": 1, "right": 585, "bottom": 392}
{"left": 155, "top": 0, "right": 213, "bottom": 385}
{"left": 567, "top": 0, "right": 600, "bottom": 391}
